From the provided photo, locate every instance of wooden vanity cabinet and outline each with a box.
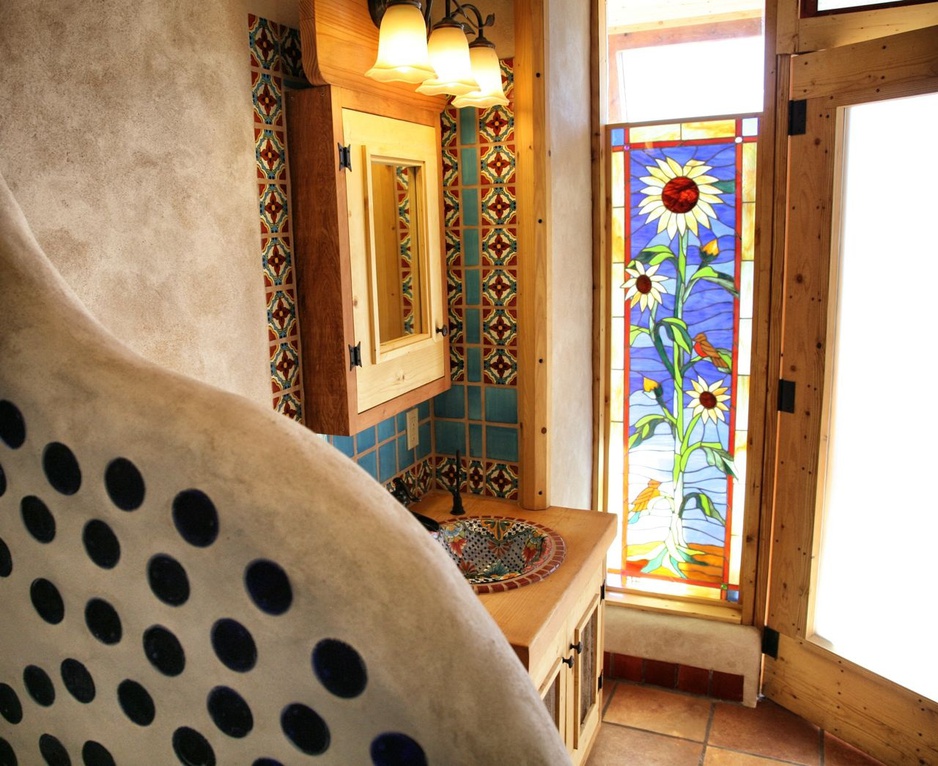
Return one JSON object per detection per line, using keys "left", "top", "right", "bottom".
{"left": 410, "top": 493, "right": 616, "bottom": 765}
{"left": 285, "top": 85, "right": 450, "bottom": 435}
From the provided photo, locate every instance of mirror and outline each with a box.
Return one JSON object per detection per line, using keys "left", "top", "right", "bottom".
{"left": 370, "top": 161, "right": 425, "bottom": 344}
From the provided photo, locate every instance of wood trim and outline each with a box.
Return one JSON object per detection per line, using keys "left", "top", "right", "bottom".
{"left": 775, "top": 0, "right": 938, "bottom": 53}
{"left": 591, "top": 0, "right": 608, "bottom": 514}
{"left": 763, "top": 633, "right": 938, "bottom": 765}
{"left": 791, "top": 23, "right": 938, "bottom": 100}
{"left": 298, "top": 0, "right": 445, "bottom": 119}
{"left": 515, "top": 0, "right": 551, "bottom": 509}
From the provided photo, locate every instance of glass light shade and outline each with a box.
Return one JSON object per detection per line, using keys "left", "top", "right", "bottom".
{"left": 451, "top": 42, "right": 508, "bottom": 109}
{"left": 365, "top": 3, "right": 436, "bottom": 85}
{"left": 416, "top": 22, "right": 478, "bottom": 96}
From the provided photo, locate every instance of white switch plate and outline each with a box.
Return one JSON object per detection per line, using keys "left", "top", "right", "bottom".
{"left": 406, "top": 408, "right": 419, "bottom": 450}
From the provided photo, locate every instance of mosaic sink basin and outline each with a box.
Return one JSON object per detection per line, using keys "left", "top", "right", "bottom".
{"left": 432, "top": 516, "right": 566, "bottom": 593}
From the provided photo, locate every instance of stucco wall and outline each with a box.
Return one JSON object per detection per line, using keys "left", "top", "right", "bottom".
{"left": 547, "top": 0, "right": 594, "bottom": 509}
{"left": 0, "top": 1, "right": 274, "bottom": 405}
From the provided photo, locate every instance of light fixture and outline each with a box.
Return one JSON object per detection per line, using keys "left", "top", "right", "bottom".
{"left": 365, "top": 0, "right": 508, "bottom": 109}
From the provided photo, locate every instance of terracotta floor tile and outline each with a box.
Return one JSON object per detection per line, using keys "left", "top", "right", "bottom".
{"left": 709, "top": 698, "right": 821, "bottom": 766}
{"left": 602, "top": 682, "right": 712, "bottom": 742}
{"left": 704, "top": 745, "right": 792, "bottom": 765}
{"left": 823, "top": 732, "right": 888, "bottom": 766}
{"left": 587, "top": 723, "right": 704, "bottom": 766}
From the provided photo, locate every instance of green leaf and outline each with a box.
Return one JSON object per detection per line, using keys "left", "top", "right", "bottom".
{"left": 682, "top": 492, "right": 726, "bottom": 524}
{"left": 661, "top": 317, "right": 693, "bottom": 354}
{"left": 628, "top": 414, "right": 667, "bottom": 449}
{"left": 636, "top": 245, "right": 675, "bottom": 266}
{"left": 701, "top": 444, "right": 738, "bottom": 479}
{"left": 690, "top": 266, "right": 739, "bottom": 297}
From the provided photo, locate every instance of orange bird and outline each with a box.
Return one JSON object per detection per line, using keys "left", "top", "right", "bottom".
{"left": 630, "top": 479, "right": 661, "bottom": 514}
{"left": 693, "top": 332, "right": 732, "bottom": 373}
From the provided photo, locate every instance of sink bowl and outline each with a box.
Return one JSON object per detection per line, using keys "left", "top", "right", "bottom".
{"left": 432, "top": 516, "right": 566, "bottom": 593}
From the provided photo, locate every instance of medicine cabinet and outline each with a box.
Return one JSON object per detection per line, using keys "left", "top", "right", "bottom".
{"left": 286, "top": 85, "right": 450, "bottom": 435}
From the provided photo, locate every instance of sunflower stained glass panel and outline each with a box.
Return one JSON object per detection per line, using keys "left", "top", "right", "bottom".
{"left": 608, "top": 117, "right": 757, "bottom": 601}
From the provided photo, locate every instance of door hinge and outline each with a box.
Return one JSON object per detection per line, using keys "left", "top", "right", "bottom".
{"left": 762, "top": 626, "right": 780, "bottom": 659}
{"left": 788, "top": 99, "right": 807, "bottom": 136}
{"left": 338, "top": 143, "right": 352, "bottom": 171}
{"left": 778, "top": 379, "right": 796, "bottom": 414}
{"left": 348, "top": 342, "right": 362, "bottom": 369}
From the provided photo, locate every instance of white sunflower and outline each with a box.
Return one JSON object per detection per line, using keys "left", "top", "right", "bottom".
{"left": 622, "top": 261, "right": 668, "bottom": 312}
{"left": 638, "top": 156, "right": 723, "bottom": 240}
{"left": 686, "top": 376, "right": 730, "bottom": 424}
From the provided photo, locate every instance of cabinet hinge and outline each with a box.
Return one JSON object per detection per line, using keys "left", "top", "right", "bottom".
{"left": 338, "top": 143, "right": 352, "bottom": 171}
{"left": 600, "top": 582, "right": 606, "bottom": 601}
{"left": 778, "top": 379, "right": 796, "bottom": 414}
{"left": 348, "top": 342, "right": 362, "bottom": 369}
{"left": 598, "top": 674, "right": 604, "bottom": 691}
{"left": 788, "top": 99, "right": 807, "bottom": 136}
{"left": 762, "top": 626, "right": 780, "bottom": 659}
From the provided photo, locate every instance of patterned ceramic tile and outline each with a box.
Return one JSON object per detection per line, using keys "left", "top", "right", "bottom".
{"left": 279, "top": 26, "right": 304, "bottom": 81}
{"left": 259, "top": 183, "right": 289, "bottom": 234}
{"left": 443, "top": 188, "right": 460, "bottom": 227}
{"left": 252, "top": 72, "right": 283, "bottom": 126}
{"left": 467, "top": 459, "right": 486, "bottom": 494}
{"left": 483, "top": 347, "right": 517, "bottom": 386}
{"left": 485, "top": 461, "right": 519, "bottom": 499}
{"left": 447, "top": 267, "right": 463, "bottom": 305}
{"left": 448, "top": 305, "right": 464, "bottom": 344}
{"left": 450, "top": 344, "right": 465, "bottom": 382}
{"left": 482, "top": 307, "right": 517, "bottom": 346}
{"left": 255, "top": 128, "right": 287, "bottom": 180}
{"left": 441, "top": 147, "right": 459, "bottom": 187}
{"left": 248, "top": 15, "right": 280, "bottom": 71}
{"left": 267, "top": 289, "right": 297, "bottom": 340}
{"left": 499, "top": 58, "right": 515, "bottom": 102}
{"left": 482, "top": 268, "right": 517, "bottom": 307}
{"left": 441, "top": 106, "right": 459, "bottom": 147}
{"left": 274, "top": 391, "right": 302, "bottom": 420}
{"left": 480, "top": 145, "right": 516, "bottom": 185}
{"left": 481, "top": 186, "right": 516, "bottom": 226}
{"left": 261, "top": 236, "right": 293, "bottom": 287}
{"left": 478, "top": 106, "right": 514, "bottom": 145}
{"left": 445, "top": 229, "right": 461, "bottom": 268}
{"left": 481, "top": 227, "right": 517, "bottom": 266}
{"left": 271, "top": 340, "right": 301, "bottom": 392}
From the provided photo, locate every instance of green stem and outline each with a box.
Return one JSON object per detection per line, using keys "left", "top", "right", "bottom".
{"left": 670, "top": 231, "right": 688, "bottom": 546}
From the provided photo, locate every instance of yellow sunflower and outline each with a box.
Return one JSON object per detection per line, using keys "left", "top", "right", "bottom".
{"left": 638, "top": 157, "right": 723, "bottom": 240}
{"left": 686, "top": 376, "right": 730, "bottom": 424}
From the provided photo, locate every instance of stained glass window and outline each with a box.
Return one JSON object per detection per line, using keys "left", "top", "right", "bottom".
{"left": 607, "top": 117, "right": 757, "bottom": 601}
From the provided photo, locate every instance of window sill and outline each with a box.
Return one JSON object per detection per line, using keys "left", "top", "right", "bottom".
{"left": 605, "top": 588, "right": 743, "bottom": 625}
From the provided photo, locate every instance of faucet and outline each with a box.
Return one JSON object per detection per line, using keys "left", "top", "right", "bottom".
{"left": 391, "top": 477, "right": 440, "bottom": 532}
{"left": 450, "top": 451, "right": 465, "bottom": 516}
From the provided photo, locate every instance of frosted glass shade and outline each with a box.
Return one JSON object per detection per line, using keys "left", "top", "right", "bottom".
{"left": 365, "top": 3, "right": 436, "bottom": 85}
{"left": 416, "top": 22, "right": 478, "bottom": 96}
{"left": 451, "top": 42, "right": 508, "bottom": 109}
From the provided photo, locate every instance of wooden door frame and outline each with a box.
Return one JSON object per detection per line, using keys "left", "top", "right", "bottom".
{"left": 763, "top": 25, "right": 938, "bottom": 765}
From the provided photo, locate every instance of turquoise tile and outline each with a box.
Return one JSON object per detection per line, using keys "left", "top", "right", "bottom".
{"left": 486, "top": 426, "right": 518, "bottom": 463}
{"left": 465, "top": 307, "right": 480, "bottom": 345}
{"left": 433, "top": 384, "right": 465, "bottom": 419}
{"left": 467, "top": 347, "right": 482, "bottom": 383}
{"left": 485, "top": 387, "right": 518, "bottom": 424}
{"left": 467, "top": 385, "right": 482, "bottom": 421}
{"left": 355, "top": 426, "right": 376, "bottom": 454}
{"left": 460, "top": 148, "right": 479, "bottom": 186}
{"left": 396, "top": 411, "right": 407, "bottom": 432}
{"left": 418, "top": 400, "right": 430, "bottom": 420}
{"left": 465, "top": 269, "right": 481, "bottom": 306}
{"left": 377, "top": 416, "right": 396, "bottom": 443}
{"left": 357, "top": 450, "right": 378, "bottom": 480}
{"left": 331, "top": 434, "right": 354, "bottom": 458}
{"left": 397, "top": 434, "right": 414, "bottom": 471}
{"left": 417, "top": 422, "right": 432, "bottom": 460}
{"left": 463, "top": 228, "right": 480, "bottom": 267}
{"left": 459, "top": 106, "right": 478, "bottom": 144}
{"left": 378, "top": 440, "right": 398, "bottom": 483}
{"left": 435, "top": 420, "right": 466, "bottom": 456}
{"left": 469, "top": 423, "right": 484, "bottom": 458}
{"left": 462, "top": 188, "right": 479, "bottom": 227}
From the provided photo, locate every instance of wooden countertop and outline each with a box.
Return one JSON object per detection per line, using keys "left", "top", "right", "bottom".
{"left": 412, "top": 492, "right": 617, "bottom": 681}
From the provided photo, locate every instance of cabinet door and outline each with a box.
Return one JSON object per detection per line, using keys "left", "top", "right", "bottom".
{"left": 539, "top": 655, "right": 569, "bottom": 748}
{"left": 571, "top": 591, "right": 603, "bottom": 759}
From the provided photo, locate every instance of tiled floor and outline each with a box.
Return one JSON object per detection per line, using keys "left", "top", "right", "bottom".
{"left": 587, "top": 681, "right": 888, "bottom": 766}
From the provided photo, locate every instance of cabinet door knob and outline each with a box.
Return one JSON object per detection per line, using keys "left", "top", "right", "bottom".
{"left": 562, "top": 655, "right": 575, "bottom": 668}
{"left": 570, "top": 641, "right": 583, "bottom": 654}
{"left": 435, "top": 324, "right": 450, "bottom": 337}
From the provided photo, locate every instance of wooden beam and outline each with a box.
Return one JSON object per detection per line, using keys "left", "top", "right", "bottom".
{"left": 515, "top": 0, "right": 551, "bottom": 508}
